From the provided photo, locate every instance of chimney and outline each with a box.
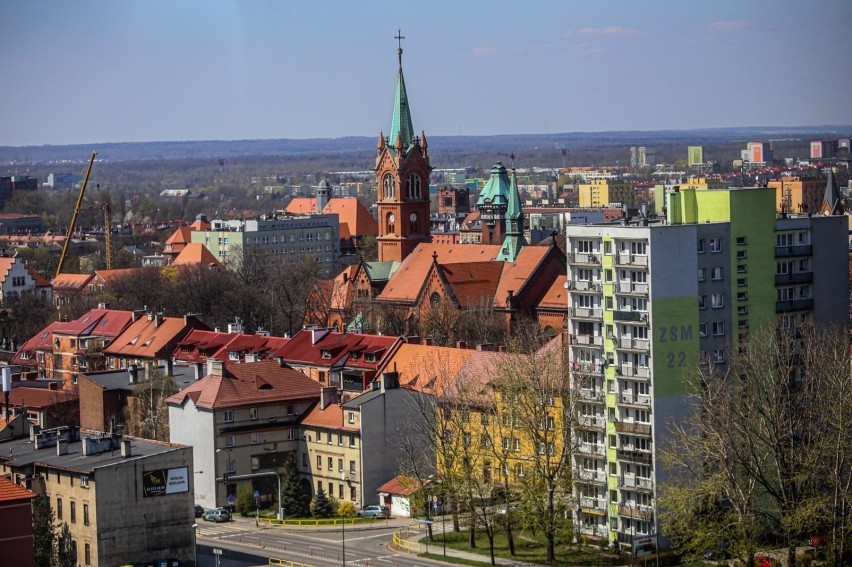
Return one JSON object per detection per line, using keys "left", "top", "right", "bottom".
{"left": 48, "top": 381, "right": 58, "bottom": 390}
{"left": 498, "top": 345, "right": 506, "bottom": 353}
{"left": 194, "top": 363, "right": 204, "bottom": 381}
{"left": 147, "top": 312, "right": 154, "bottom": 322}
{"left": 121, "top": 438, "right": 132, "bottom": 458}
{"left": 97, "top": 302, "right": 109, "bottom": 309}
{"left": 320, "top": 386, "right": 338, "bottom": 410}
{"left": 161, "top": 358, "right": 173, "bottom": 377}
{"left": 128, "top": 364, "right": 138, "bottom": 384}
{"left": 424, "top": 337, "right": 433, "bottom": 345}
{"left": 405, "top": 335, "right": 421, "bottom": 345}
{"left": 206, "top": 358, "right": 224, "bottom": 378}
{"left": 476, "top": 343, "right": 494, "bottom": 351}
{"left": 456, "top": 341, "right": 467, "bottom": 350}
{"left": 56, "top": 439, "right": 68, "bottom": 456}
{"left": 154, "top": 313, "right": 163, "bottom": 327}
{"left": 244, "top": 353, "right": 257, "bottom": 363}
{"left": 380, "top": 371, "right": 399, "bottom": 393}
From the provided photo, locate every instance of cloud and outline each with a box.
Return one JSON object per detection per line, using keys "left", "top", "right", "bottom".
{"left": 469, "top": 42, "right": 497, "bottom": 57}
{"left": 706, "top": 20, "right": 746, "bottom": 32}
{"left": 574, "top": 26, "right": 642, "bottom": 38}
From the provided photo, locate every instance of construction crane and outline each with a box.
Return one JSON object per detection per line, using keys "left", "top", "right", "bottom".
{"left": 55, "top": 151, "right": 108, "bottom": 278}
{"left": 78, "top": 201, "right": 113, "bottom": 270}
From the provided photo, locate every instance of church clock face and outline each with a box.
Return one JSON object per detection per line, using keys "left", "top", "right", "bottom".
{"left": 409, "top": 213, "right": 417, "bottom": 222}
{"left": 388, "top": 213, "right": 395, "bottom": 223}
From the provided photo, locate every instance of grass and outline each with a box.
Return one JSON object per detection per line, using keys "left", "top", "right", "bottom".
{"left": 420, "top": 529, "right": 619, "bottom": 566}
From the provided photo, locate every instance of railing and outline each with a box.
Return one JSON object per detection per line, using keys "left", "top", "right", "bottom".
{"left": 617, "top": 449, "right": 653, "bottom": 464}
{"left": 258, "top": 516, "right": 379, "bottom": 529}
{"left": 575, "top": 469, "right": 606, "bottom": 483}
{"left": 579, "top": 496, "right": 607, "bottom": 511}
{"left": 576, "top": 415, "right": 605, "bottom": 428}
{"left": 577, "top": 388, "right": 605, "bottom": 401}
{"left": 615, "top": 281, "right": 649, "bottom": 295}
{"left": 613, "top": 310, "right": 647, "bottom": 323}
{"left": 572, "top": 363, "right": 604, "bottom": 377}
{"left": 619, "top": 365, "right": 651, "bottom": 379}
{"left": 391, "top": 526, "right": 422, "bottom": 553}
{"left": 618, "top": 504, "right": 655, "bottom": 520}
{"left": 578, "top": 443, "right": 606, "bottom": 456}
{"left": 572, "top": 279, "right": 602, "bottom": 292}
{"left": 620, "top": 475, "right": 654, "bottom": 490}
{"left": 776, "top": 298, "right": 814, "bottom": 313}
{"left": 615, "top": 421, "right": 652, "bottom": 436}
{"left": 617, "top": 394, "right": 651, "bottom": 406}
{"left": 570, "top": 252, "right": 600, "bottom": 264}
{"left": 574, "top": 334, "right": 603, "bottom": 346}
{"left": 614, "top": 253, "right": 649, "bottom": 267}
{"left": 617, "top": 337, "right": 650, "bottom": 351}
{"left": 775, "top": 271, "right": 813, "bottom": 285}
{"left": 571, "top": 307, "right": 603, "bottom": 319}
{"left": 775, "top": 244, "right": 812, "bottom": 257}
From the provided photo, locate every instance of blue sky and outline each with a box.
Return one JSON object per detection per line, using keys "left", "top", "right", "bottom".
{"left": 2, "top": 0, "right": 851, "bottom": 146}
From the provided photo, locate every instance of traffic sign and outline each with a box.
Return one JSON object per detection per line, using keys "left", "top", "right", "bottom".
{"left": 432, "top": 495, "right": 438, "bottom": 503}
{"left": 254, "top": 490, "right": 260, "bottom": 498}
{"left": 212, "top": 548, "right": 222, "bottom": 555}
{"left": 227, "top": 493, "right": 235, "bottom": 504}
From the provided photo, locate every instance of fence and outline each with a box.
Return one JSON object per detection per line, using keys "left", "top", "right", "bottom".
{"left": 391, "top": 525, "right": 422, "bottom": 554}
{"left": 268, "top": 558, "right": 315, "bottom": 567}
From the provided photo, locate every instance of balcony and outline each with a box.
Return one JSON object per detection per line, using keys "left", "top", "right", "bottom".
{"left": 776, "top": 298, "right": 814, "bottom": 313}
{"left": 617, "top": 337, "right": 650, "bottom": 352}
{"left": 616, "top": 449, "right": 653, "bottom": 464}
{"left": 616, "top": 394, "right": 651, "bottom": 407}
{"left": 574, "top": 334, "right": 604, "bottom": 346}
{"left": 576, "top": 415, "right": 606, "bottom": 430}
{"left": 570, "top": 252, "right": 600, "bottom": 265}
{"left": 615, "top": 281, "right": 649, "bottom": 296}
{"left": 577, "top": 388, "right": 605, "bottom": 402}
{"left": 775, "top": 271, "right": 813, "bottom": 285}
{"left": 578, "top": 443, "right": 606, "bottom": 457}
{"left": 579, "top": 497, "right": 607, "bottom": 514}
{"left": 613, "top": 310, "right": 648, "bottom": 323}
{"left": 775, "top": 244, "right": 812, "bottom": 258}
{"left": 614, "top": 421, "right": 652, "bottom": 436}
{"left": 571, "top": 307, "right": 603, "bottom": 320}
{"left": 614, "top": 252, "right": 649, "bottom": 267}
{"left": 618, "top": 364, "right": 651, "bottom": 379}
{"left": 571, "top": 279, "right": 602, "bottom": 292}
{"left": 575, "top": 469, "right": 607, "bottom": 484}
{"left": 618, "top": 504, "right": 655, "bottom": 521}
{"left": 619, "top": 475, "right": 654, "bottom": 491}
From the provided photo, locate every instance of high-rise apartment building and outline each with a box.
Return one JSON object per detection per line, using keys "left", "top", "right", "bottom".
{"left": 578, "top": 178, "right": 636, "bottom": 208}
{"left": 566, "top": 186, "right": 848, "bottom": 545}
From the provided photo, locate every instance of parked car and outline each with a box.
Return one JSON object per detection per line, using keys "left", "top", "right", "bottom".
{"left": 203, "top": 507, "right": 231, "bottom": 523}
{"left": 808, "top": 534, "right": 828, "bottom": 547}
{"left": 194, "top": 504, "right": 204, "bottom": 518}
{"left": 358, "top": 505, "right": 390, "bottom": 518}
{"left": 497, "top": 503, "right": 518, "bottom": 515}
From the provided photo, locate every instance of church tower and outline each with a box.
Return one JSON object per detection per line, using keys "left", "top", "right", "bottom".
{"left": 477, "top": 162, "right": 512, "bottom": 246}
{"left": 376, "top": 32, "right": 432, "bottom": 263}
{"left": 496, "top": 167, "right": 527, "bottom": 262}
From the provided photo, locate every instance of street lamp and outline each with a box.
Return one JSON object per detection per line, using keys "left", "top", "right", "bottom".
{"left": 216, "top": 448, "right": 233, "bottom": 510}
{"left": 341, "top": 474, "right": 352, "bottom": 565}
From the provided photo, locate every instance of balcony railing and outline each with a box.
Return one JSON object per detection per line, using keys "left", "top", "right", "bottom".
{"left": 619, "top": 475, "right": 654, "bottom": 491}
{"left": 618, "top": 504, "right": 655, "bottom": 520}
{"left": 576, "top": 415, "right": 606, "bottom": 429}
{"left": 615, "top": 281, "right": 649, "bottom": 295}
{"left": 570, "top": 252, "right": 600, "bottom": 265}
{"left": 575, "top": 469, "right": 606, "bottom": 483}
{"left": 571, "top": 307, "right": 603, "bottom": 319}
{"left": 614, "top": 421, "right": 652, "bottom": 436}
{"left": 571, "top": 279, "right": 602, "bottom": 292}
{"left": 775, "top": 244, "right": 812, "bottom": 258}
{"left": 613, "top": 310, "right": 648, "bottom": 323}
{"left": 618, "top": 365, "right": 651, "bottom": 379}
{"left": 776, "top": 298, "right": 814, "bottom": 313}
{"left": 579, "top": 497, "right": 607, "bottom": 512}
{"left": 617, "top": 449, "right": 653, "bottom": 464}
{"left": 617, "top": 394, "right": 651, "bottom": 407}
{"left": 617, "top": 337, "right": 650, "bottom": 351}
{"left": 614, "top": 253, "right": 649, "bottom": 267}
{"left": 574, "top": 334, "right": 604, "bottom": 346}
{"left": 775, "top": 271, "right": 813, "bottom": 285}
{"left": 573, "top": 362, "right": 605, "bottom": 377}
{"left": 578, "top": 443, "right": 606, "bottom": 457}
{"left": 576, "top": 388, "right": 605, "bottom": 402}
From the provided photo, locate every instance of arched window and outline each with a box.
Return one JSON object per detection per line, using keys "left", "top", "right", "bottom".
{"left": 406, "top": 174, "right": 422, "bottom": 199}
{"left": 386, "top": 212, "right": 395, "bottom": 235}
{"left": 430, "top": 292, "right": 441, "bottom": 306}
{"left": 383, "top": 174, "right": 395, "bottom": 200}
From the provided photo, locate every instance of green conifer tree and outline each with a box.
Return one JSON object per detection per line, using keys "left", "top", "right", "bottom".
{"left": 280, "top": 459, "right": 310, "bottom": 518}
{"left": 32, "top": 494, "right": 56, "bottom": 567}
{"left": 311, "top": 485, "right": 333, "bottom": 518}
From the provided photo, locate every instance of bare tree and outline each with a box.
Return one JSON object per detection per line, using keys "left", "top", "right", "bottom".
{"left": 125, "top": 367, "right": 177, "bottom": 441}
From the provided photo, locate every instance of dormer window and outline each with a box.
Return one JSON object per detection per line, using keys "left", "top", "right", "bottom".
{"left": 365, "top": 353, "right": 376, "bottom": 363}
{"left": 229, "top": 351, "right": 239, "bottom": 361}
{"left": 320, "top": 350, "right": 332, "bottom": 359}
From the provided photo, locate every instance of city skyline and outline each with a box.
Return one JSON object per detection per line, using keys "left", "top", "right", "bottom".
{"left": 2, "top": 0, "right": 851, "bottom": 147}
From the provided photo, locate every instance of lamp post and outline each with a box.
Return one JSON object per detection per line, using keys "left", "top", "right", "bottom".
{"left": 341, "top": 474, "right": 352, "bottom": 565}
{"left": 216, "top": 448, "right": 233, "bottom": 512}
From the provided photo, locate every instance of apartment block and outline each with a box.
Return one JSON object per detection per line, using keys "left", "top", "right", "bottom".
{"left": 578, "top": 179, "right": 636, "bottom": 208}
{"left": 566, "top": 186, "right": 848, "bottom": 546}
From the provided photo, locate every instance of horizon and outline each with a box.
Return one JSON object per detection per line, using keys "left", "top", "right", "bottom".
{"left": 2, "top": 1, "right": 851, "bottom": 147}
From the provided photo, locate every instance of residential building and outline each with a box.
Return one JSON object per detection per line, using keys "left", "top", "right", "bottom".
{"left": 5, "top": 386, "right": 79, "bottom": 429}
{"left": 437, "top": 187, "right": 471, "bottom": 217}
{"left": 173, "top": 328, "right": 288, "bottom": 368}
{"left": 687, "top": 146, "right": 703, "bottom": 167}
{"left": 810, "top": 139, "right": 839, "bottom": 160}
{"left": 0, "top": 427, "right": 194, "bottom": 567}
{"left": 0, "top": 213, "right": 43, "bottom": 235}
{"left": 565, "top": 186, "right": 848, "bottom": 545}
{"left": 166, "top": 359, "right": 322, "bottom": 510}
{"left": 51, "top": 272, "right": 95, "bottom": 309}
{"left": 578, "top": 179, "right": 636, "bottom": 208}
{"left": 0, "top": 476, "right": 36, "bottom": 567}
{"left": 103, "top": 312, "right": 207, "bottom": 371}
{"left": 0, "top": 256, "right": 52, "bottom": 305}
{"left": 767, "top": 176, "right": 825, "bottom": 214}
{"left": 740, "top": 141, "right": 773, "bottom": 166}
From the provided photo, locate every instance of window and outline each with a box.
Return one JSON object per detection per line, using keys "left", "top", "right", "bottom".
{"left": 349, "top": 435, "right": 355, "bottom": 447}
{"left": 502, "top": 437, "right": 510, "bottom": 450}
{"left": 697, "top": 239, "right": 705, "bottom": 254}
{"left": 737, "top": 250, "right": 747, "bottom": 260}
{"left": 249, "top": 407, "right": 258, "bottom": 420}
{"left": 776, "top": 233, "right": 794, "bottom": 247}
{"left": 712, "top": 321, "right": 725, "bottom": 336}
{"left": 711, "top": 293, "right": 724, "bottom": 308}
{"left": 223, "top": 410, "right": 234, "bottom": 423}
{"left": 327, "top": 433, "right": 332, "bottom": 445}
{"left": 317, "top": 455, "right": 322, "bottom": 469}
{"left": 709, "top": 238, "right": 722, "bottom": 253}
{"left": 287, "top": 429, "right": 295, "bottom": 440}
{"left": 736, "top": 236, "right": 747, "bottom": 246}
{"left": 80, "top": 476, "right": 89, "bottom": 488}
{"left": 287, "top": 404, "right": 295, "bottom": 415}
{"left": 610, "top": 490, "right": 618, "bottom": 503}
{"left": 382, "top": 174, "right": 395, "bottom": 200}
{"left": 713, "top": 349, "right": 725, "bottom": 364}
{"left": 737, "top": 264, "right": 747, "bottom": 273}
{"left": 604, "top": 241, "right": 612, "bottom": 254}
{"left": 609, "top": 462, "right": 617, "bottom": 476}
{"left": 711, "top": 267, "right": 723, "bottom": 280}
{"left": 697, "top": 268, "right": 706, "bottom": 282}
{"left": 338, "top": 483, "right": 344, "bottom": 498}
{"left": 338, "top": 434, "right": 343, "bottom": 446}
{"left": 328, "top": 457, "right": 333, "bottom": 470}
{"left": 318, "top": 371, "right": 327, "bottom": 383}
{"left": 338, "top": 458, "right": 344, "bottom": 472}
{"left": 737, "top": 277, "right": 747, "bottom": 288}
{"left": 513, "top": 438, "right": 521, "bottom": 452}
{"left": 698, "top": 295, "right": 707, "bottom": 310}
{"left": 57, "top": 498, "right": 63, "bottom": 520}
{"left": 347, "top": 412, "right": 355, "bottom": 424}
{"left": 85, "top": 543, "right": 91, "bottom": 566}
{"left": 225, "top": 435, "right": 235, "bottom": 447}
{"left": 515, "top": 463, "right": 525, "bottom": 478}
{"left": 71, "top": 501, "right": 76, "bottom": 523}
{"left": 699, "top": 323, "right": 708, "bottom": 338}
{"left": 609, "top": 434, "right": 617, "bottom": 448}
{"left": 83, "top": 503, "right": 89, "bottom": 525}
{"left": 316, "top": 431, "right": 322, "bottom": 442}
{"left": 303, "top": 453, "right": 308, "bottom": 467}
{"left": 252, "top": 433, "right": 259, "bottom": 444}
{"left": 350, "top": 460, "right": 356, "bottom": 474}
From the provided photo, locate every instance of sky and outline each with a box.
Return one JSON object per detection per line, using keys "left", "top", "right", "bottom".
{"left": 2, "top": 0, "right": 851, "bottom": 147}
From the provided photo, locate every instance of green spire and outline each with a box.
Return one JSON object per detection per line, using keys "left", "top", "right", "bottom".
{"left": 389, "top": 32, "right": 414, "bottom": 152}
{"left": 497, "top": 167, "right": 527, "bottom": 262}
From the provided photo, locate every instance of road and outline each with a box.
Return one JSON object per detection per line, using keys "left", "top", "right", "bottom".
{"left": 196, "top": 518, "right": 455, "bottom": 567}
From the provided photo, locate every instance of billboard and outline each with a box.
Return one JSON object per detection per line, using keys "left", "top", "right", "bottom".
{"left": 688, "top": 146, "right": 703, "bottom": 166}
{"left": 634, "top": 535, "right": 658, "bottom": 557}
{"left": 142, "top": 467, "right": 189, "bottom": 497}
{"left": 811, "top": 141, "right": 823, "bottom": 159}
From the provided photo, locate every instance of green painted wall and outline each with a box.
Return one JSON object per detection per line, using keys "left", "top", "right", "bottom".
{"left": 651, "top": 296, "right": 699, "bottom": 398}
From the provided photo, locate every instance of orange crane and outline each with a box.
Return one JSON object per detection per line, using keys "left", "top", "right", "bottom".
{"left": 55, "top": 151, "right": 113, "bottom": 277}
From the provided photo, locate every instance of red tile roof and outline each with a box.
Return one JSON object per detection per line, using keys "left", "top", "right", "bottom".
{"left": 11, "top": 321, "right": 67, "bottom": 366}
{"left": 53, "top": 308, "right": 134, "bottom": 338}
{"left": 94, "top": 268, "right": 139, "bottom": 284}
{"left": 25, "top": 265, "right": 51, "bottom": 287}
{"left": 493, "top": 246, "right": 552, "bottom": 308}
{"left": 0, "top": 476, "right": 35, "bottom": 503}
{"left": 171, "top": 242, "right": 221, "bottom": 268}
{"left": 165, "top": 226, "right": 193, "bottom": 247}
{"left": 537, "top": 275, "right": 568, "bottom": 310}
{"left": 173, "top": 330, "right": 238, "bottom": 363}
{"left": 375, "top": 475, "right": 420, "bottom": 496}
{"left": 104, "top": 315, "right": 205, "bottom": 359}
{"left": 300, "top": 401, "right": 358, "bottom": 431}
{"left": 51, "top": 273, "right": 94, "bottom": 290}
{"left": 165, "top": 360, "right": 320, "bottom": 410}
{"left": 8, "top": 387, "right": 77, "bottom": 409}
{"left": 274, "top": 329, "right": 400, "bottom": 372}
{"left": 285, "top": 198, "right": 378, "bottom": 238}
{"left": 439, "top": 261, "right": 503, "bottom": 308}
{"left": 382, "top": 343, "right": 475, "bottom": 396}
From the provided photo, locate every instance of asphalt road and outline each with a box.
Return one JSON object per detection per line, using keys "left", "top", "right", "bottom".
{"left": 196, "top": 518, "right": 454, "bottom": 567}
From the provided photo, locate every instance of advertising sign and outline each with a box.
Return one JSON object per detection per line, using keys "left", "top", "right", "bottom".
{"left": 633, "top": 535, "right": 657, "bottom": 557}
{"left": 142, "top": 466, "right": 189, "bottom": 497}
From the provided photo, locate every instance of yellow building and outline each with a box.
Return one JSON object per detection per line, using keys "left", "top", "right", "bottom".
{"left": 578, "top": 179, "right": 635, "bottom": 208}
{"left": 767, "top": 177, "right": 824, "bottom": 214}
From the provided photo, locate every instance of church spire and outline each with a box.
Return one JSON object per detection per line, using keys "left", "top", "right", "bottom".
{"left": 389, "top": 29, "right": 414, "bottom": 154}
{"left": 497, "top": 167, "right": 527, "bottom": 262}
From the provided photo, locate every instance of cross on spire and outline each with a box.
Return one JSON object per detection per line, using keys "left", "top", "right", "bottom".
{"left": 395, "top": 29, "right": 405, "bottom": 66}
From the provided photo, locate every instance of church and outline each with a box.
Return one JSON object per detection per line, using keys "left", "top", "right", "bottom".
{"left": 323, "top": 38, "right": 567, "bottom": 341}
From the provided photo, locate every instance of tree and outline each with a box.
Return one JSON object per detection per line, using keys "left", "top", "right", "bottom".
{"left": 32, "top": 494, "right": 56, "bottom": 567}
{"left": 338, "top": 500, "right": 355, "bottom": 517}
{"left": 235, "top": 485, "right": 255, "bottom": 517}
{"left": 280, "top": 459, "right": 310, "bottom": 518}
{"left": 358, "top": 234, "right": 378, "bottom": 262}
{"left": 124, "top": 368, "right": 177, "bottom": 441}
{"left": 56, "top": 522, "right": 76, "bottom": 567}
{"left": 311, "top": 486, "right": 333, "bottom": 518}
{"left": 658, "top": 323, "right": 852, "bottom": 566}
